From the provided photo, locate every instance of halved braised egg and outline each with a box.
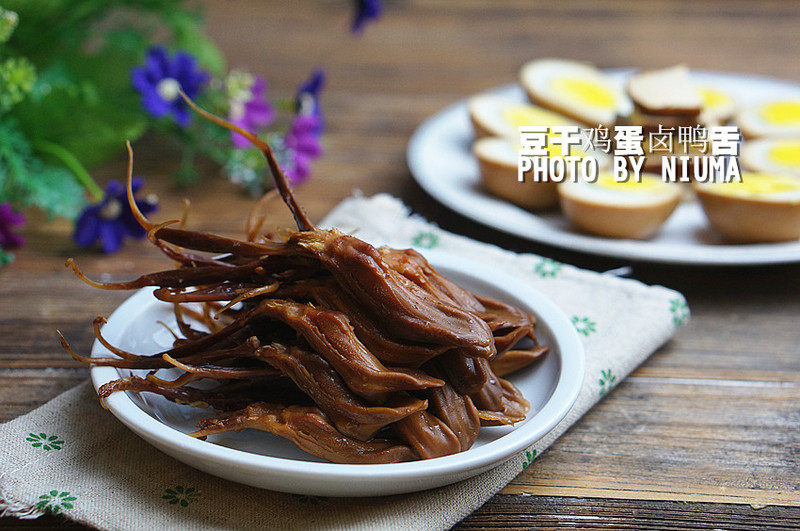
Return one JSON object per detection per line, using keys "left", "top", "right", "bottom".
{"left": 474, "top": 136, "right": 604, "bottom": 210}
{"left": 694, "top": 172, "right": 800, "bottom": 242}
{"left": 519, "top": 58, "right": 629, "bottom": 126}
{"left": 736, "top": 100, "right": 800, "bottom": 138}
{"left": 468, "top": 94, "right": 578, "bottom": 141}
{"left": 558, "top": 172, "right": 681, "bottom": 239}
{"left": 741, "top": 138, "right": 800, "bottom": 177}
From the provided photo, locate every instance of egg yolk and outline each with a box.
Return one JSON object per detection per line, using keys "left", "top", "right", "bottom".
{"left": 759, "top": 101, "right": 800, "bottom": 126}
{"left": 502, "top": 104, "right": 571, "bottom": 129}
{"left": 767, "top": 140, "right": 800, "bottom": 168}
{"left": 593, "top": 173, "right": 665, "bottom": 193}
{"left": 699, "top": 87, "right": 732, "bottom": 110}
{"left": 550, "top": 77, "right": 616, "bottom": 109}
{"left": 712, "top": 173, "right": 800, "bottom": 196}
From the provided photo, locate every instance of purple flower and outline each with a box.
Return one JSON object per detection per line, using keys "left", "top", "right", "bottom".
{"left": 284, "top": 113, "right": 323, "bottom": 186}
{"left": 0, "top": 202, "right": 25, "bottom": 249}
{"left": 230, "top": 76, "right": 275, "bottom": 149}
{"left": 295, "top": 68, "right": 325, "bottom": 134}
{"left": 131, "top": 46, "right": 209, "bottom": 127}
{"left": 73, "top": 178, "right": 158, "bottom": 254}
{"left": 352, "top": 0, "right": 382, "bottom": 33}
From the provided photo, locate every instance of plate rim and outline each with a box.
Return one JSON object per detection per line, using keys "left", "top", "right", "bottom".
{"left": 89, "top": 249, "right": 585, "bottom": 493}
{"left": 406, "top": 70, "right": 800, "bottom": 266}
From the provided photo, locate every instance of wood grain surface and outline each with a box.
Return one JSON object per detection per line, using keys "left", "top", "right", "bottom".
{"left": 2, "top": 1, "right": 800, "bottom": 528}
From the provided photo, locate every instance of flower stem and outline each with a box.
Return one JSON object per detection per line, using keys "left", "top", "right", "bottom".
{"left": 33, "top": 140, "right": 104, "bottom": 201}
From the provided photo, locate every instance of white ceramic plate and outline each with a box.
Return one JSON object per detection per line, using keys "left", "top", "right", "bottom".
{"left": 90, "top": 250, "right": 585, "bottom": 497}
{"left": 407, "top": 70, "right": 800, "bottom": 265}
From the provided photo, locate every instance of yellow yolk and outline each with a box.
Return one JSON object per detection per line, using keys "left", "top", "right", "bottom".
{"left": 759, "top": 101, "right": 800, "bottom": 125}
{"left": 501, "top": 104, "right": 571, "bottom": 129}
{"left": 767, "top": 140, "right": 800, "bottom": 168}
{"left": 699, "top": 87, "right": 732, "bottom": 110}
{"left": 593, "top": 173, "right": 666, "bottom": 193}
{"left": 550, "top": 77, "right": 616, "bottom": 109}
{"left": 712, "top": 173, "right": 800, "bottom": 197}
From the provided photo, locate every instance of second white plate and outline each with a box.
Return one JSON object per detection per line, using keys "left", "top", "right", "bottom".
{"left": 90, "top": 250, "right": 585, "bottom": 497}
{"left": 407, "top": 70, "right": 800, "bottom": 265}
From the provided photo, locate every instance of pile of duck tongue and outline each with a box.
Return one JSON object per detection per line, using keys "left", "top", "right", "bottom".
{"left": 58, "top": 94, "right": 549, "bottom": 463}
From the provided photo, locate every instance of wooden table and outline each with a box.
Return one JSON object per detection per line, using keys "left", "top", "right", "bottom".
{"left": 2, "top": 1, "right": 800, "bottom": 528}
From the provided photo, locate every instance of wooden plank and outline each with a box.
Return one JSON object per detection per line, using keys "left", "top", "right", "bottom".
{"left": 502, "top": 376, "right": 800, "bottom": 506}
{"left": 457, "top": 495, "right": 800, "bottom": 529}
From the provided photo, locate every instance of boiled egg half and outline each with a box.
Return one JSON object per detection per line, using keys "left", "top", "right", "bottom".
{"left": 694, "top": 172, "right": 800, "bottom": 242}
{"left": 740, "top": 138, "right": 800, "bottom": 177}
{"left": 474, "top": 135, "right": 604, "bottom": 210}
{"left": 736, "top": 100, "right": 800, "bottom": 138}
{"left": 558, "top": 172, "right": 681, "bottom": 239}
{"left": 519, "top": 58, "right": 630, "bottom": 126}
{"left": 469, "top": 93, "right": 578, "bottom": 141}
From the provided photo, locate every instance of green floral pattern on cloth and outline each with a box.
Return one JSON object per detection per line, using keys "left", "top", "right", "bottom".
{"left": 599, "top": 368, "right": 617, "bottom": 397}
{"left": 571, "top": 315, "right": 597, "bottom": 336}
{"left": 521, "top": 449, "right": 537, "bottom": 471}
{"left": 411, "top": 230, "right": 439, "bottom": 249}
{"left": 35, "top": 491, "right": 76, "bottom": 514}
{"left": 162, "top": 485, "right": 198, "bottom": 507}
{"left": 670, "top": 297, "right": 689, "bottom": 327}
{"left": 26, "top": 432, "right": 64, "bottom": 451}
{"left": 533, "top": 258, "right": 562, "bottom": 278}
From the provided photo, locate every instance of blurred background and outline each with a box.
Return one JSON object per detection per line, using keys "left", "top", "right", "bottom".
{"left": 6, "top": 0, "right": 800, "bottom": 259}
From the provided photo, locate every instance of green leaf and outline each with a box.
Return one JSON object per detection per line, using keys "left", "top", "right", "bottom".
{"left": 22, "top": 164, "right": 86, "bottom": 219}
{"left": 11, "top": 61, "right": 147, "bottom": 169}
{"left": 0, "top": 120, "right": 86, "bottom": 219}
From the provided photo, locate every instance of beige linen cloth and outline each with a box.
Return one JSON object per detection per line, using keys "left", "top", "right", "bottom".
{"left": 0, "top": 194, "right": 689, "bottom": 530}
